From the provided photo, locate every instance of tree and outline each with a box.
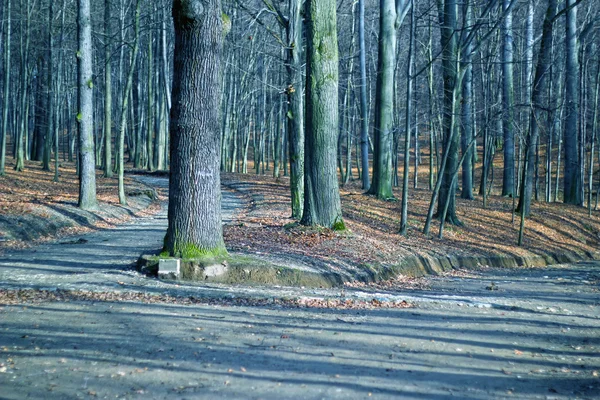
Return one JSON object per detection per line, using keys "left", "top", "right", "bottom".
{"left": 501, "top": 0, "right": 515, "bottom": 197}
{"left": 104, "top": 0, "right": 113, "bottom": 178}
{"left": 285, "top": 0, "right": 305, "bottom": 219}
{"left": 300, "top": 0, "right": 344, "bottom": 229}
{"left": 117, "top": 0, "right": 141, "bottom": 205}
{"left": 358, "top": 0, "right": 369, "bottom": 190}
{"left": 563, "top": 0, "right": 582, "bottom": 205}
{"left": 367, "top": 0, "right": 410, "bottom": 200}
{"left": 435, "top": 0, "right": 461, "bottom": 225}
{"left": 0, "top": 0, "right": 10, "bottom": 176}
{"left": 77, "top": 0, "right": 97, "bottom": 210}
{"left": 164, "top": 0, "right": 227, "bottom": 258}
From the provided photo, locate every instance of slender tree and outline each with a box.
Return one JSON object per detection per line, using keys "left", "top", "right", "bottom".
{"left": 0, "top": 0, "right": 10, "bottom": 175}
{"left": 104, "top": 0, "right": 113, "bottom": 178}
{"left": 77, "top": 0, "right": 97, "bottom": 210}
{"left": 563, "top": 0, "right": 582, "bottom": 205}
{"left": 367, "top": 0, "right": 410, "bottom": 200}
{"left": 286, "top": 0, "right": 305, "bottom": 219}
{"left": 501, "top": 0, "right": 515, "bottom": 197}
{"left": 117, "top": 0, "right": 141, "bottom": 205}
{"left": 358, "top": 0, "right": 369, "bottom": 190}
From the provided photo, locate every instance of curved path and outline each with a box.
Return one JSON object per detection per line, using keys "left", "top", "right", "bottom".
{"left": 0, "top": 176, "right": 598, "bottom": 399}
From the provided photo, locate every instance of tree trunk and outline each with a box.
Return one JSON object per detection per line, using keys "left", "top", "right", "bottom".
{"left": 301, "top": 0, "right": 344, "bottom": 229}
{"left": 0, "top": 0, "right": 10, "bottom": 175}
{"left": 368, "top": 0, "right": 403, "bottom": 199}
{"left": 358, "top": 0, "right": 369, "bottom": 190}
{"left": 517, "top": 0, "right": 556, "bottom": 237}
{"left": 501, "top": 0, "right": 515, "bottom": 197}
{"left": 435, "top": 0, "right": 462, "bottom": 225}
{"left": 563, "top": 0, "right": 582, "bottom": 205}
{"left": 400, "top": 0, "right": 414, "bottom": 235}
{"left": 164, "top": 0, "right": 227, "bottom": 257}
{"left": 460, "top": 0, "right": 474, "bottom": 200}
{"left": 103, "top": 0, "right": 113, "bottom": 177}
{"left": 77, "top": 0, "right": 97, "bottom": 210}
{"left": 286, "top": 0, "right": 305, "bottom": 219}
{"left": 117, "top": 0, "right": 141, "bottom": 205}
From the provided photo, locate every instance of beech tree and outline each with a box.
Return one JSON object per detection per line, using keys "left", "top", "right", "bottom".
{"left": 77, "top": 0, "right": 97, "bottom": 210}
{"left": 164, "top": 0, "right": 227, "bottom": 257}
{"left": 300, "top": 0, "right": 344, "bottom": 229}
{"left": 563, "top": 0, "right": 582, "bottom": 205}
{"left": 367, "top": 0, "right": 409, "bottom": 200}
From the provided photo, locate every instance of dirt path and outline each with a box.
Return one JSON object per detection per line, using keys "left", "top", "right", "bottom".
{"left": 0, "top": 177, "right": 599, "bottom": 399}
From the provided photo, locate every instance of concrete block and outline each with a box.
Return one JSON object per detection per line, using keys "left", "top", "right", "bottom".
{"left": 158, "top": 259, "right": 181, "bottom": 279}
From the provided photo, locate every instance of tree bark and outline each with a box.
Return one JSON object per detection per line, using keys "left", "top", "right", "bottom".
{"left": 301, "top": 0, "right": 344, "bottom": 229}
{"left": 563, "top": 0, "right": 582, "bottom": 205}
{"left": 460, "top": 0, "right": 474, "bottom": 200}
{"left": 0, "top": 0, "right": 10, "bottom": 175}
{"left": 164, "top": 0, "right": 227, "bottom": 257}
{"left": 368, "top": 0, "right": 409, "bottom": 199}
{"left": 77, "top": 0, "right": 97, "bottom": 210}
{"left": 103, "top": 0, "right": 113, "bottom": 177}
{"left": 117, "top": 0, "right": 141, "bottom": 205}
{"left": 501, "top": 0, "right": 515, "bottom": 197}
{"left": 435, "top": 0, "right": 462, "bottom": 225}
{"left": 358, "top": 0, "right": 369, "bottom": 190}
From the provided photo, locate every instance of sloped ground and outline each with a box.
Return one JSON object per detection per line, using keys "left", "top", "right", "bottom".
{"left": 222, "top": 173, "right": 600, "bottom": 281}
{"left": 0, "top": 161, "right": 159, "bottom": 248}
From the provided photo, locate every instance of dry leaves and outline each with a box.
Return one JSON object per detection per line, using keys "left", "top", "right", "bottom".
{"left": 0, "top": 288, "right": 414, "bottom": 310}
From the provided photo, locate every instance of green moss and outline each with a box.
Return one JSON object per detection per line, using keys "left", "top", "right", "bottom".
{"left": 284, "top": 222, "right": 299, "bottom": 230}
{"left": 174, "top": 242, "right": 228, "bottom": 259}
{"left": 331, "top": 217, "right": 346, "bottom": 232}
{"left": 222, "top": 13, "right": 232, "bottom": 36}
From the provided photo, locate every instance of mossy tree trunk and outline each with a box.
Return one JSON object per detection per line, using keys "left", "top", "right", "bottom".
{"left": 300, "top": 0, "right": 344, "bottom": 229}
{"left": 165, "top": 0, "right": 227, "bottom": 258}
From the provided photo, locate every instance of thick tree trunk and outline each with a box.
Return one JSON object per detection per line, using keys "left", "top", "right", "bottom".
{"left": 164, "top": 0, "right": 227, "bottom": 257}
{"left": 77, "top": 0, "right": 97, "bottom": 210}
{"left": 301, "top": 0, "right": 344, "bottom": 229}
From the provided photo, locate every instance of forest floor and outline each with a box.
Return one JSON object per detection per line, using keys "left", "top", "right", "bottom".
{"left": 0, "top": 165, "right": 599, "bottom": 398}
{"left": 221, "top": 173, "right": 600, "bottom": 282}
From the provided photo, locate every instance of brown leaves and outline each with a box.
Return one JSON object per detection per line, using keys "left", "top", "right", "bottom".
{"left": 0, "top": 288, "right": 413, "bottom": 310}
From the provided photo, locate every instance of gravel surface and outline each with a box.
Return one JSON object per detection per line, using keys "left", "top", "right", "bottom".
{"left": 0, "top": 176, "right": 599, "bottom": 399}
